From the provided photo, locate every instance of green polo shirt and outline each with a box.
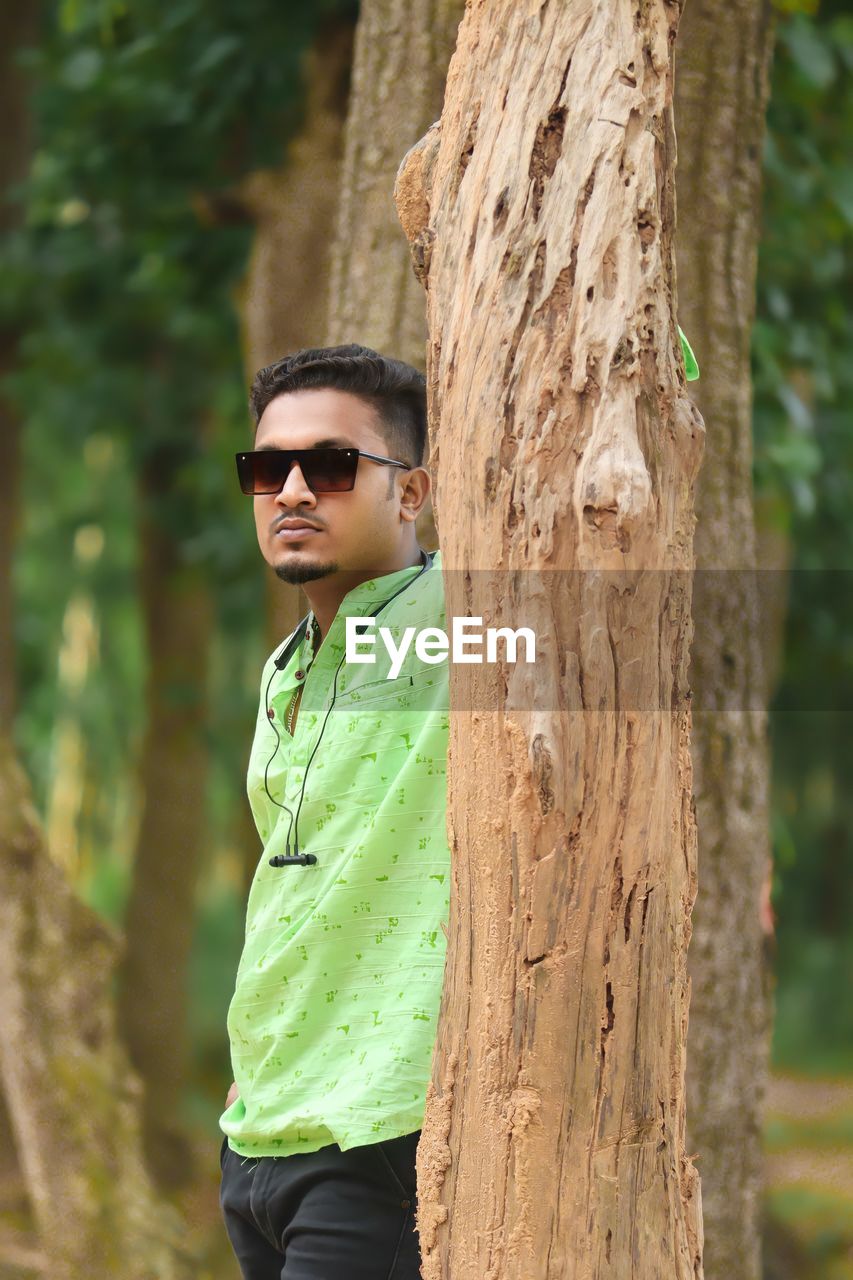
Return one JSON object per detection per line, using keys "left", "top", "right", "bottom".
{"left": 220, "top": 552, "right": 450, "bottom": 1157}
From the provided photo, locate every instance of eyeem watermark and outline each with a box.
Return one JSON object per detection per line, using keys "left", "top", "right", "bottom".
{"left": 345, "top": 616, "right": 536, "bottom": 679}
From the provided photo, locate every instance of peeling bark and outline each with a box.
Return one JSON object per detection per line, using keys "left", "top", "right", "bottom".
{"left": 675, "top": 3, "right": 776, "bottom": 1276}
{"left": 0, "top": 739, "right": 194, "bottom": 1279}
{"left": 397, "top": 2, "right": 704, "bottom": 1275}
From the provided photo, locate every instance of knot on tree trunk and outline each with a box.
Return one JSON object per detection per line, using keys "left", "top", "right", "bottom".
{"left": 395, "top": 121, "right": 442, "bottom": 261}
{"left": 575, "top": 383, "right": 653, "bottom": 553}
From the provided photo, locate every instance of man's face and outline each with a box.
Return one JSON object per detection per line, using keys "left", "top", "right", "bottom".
{"left": 252, "top": 387, "right": 416, "bottom": 584}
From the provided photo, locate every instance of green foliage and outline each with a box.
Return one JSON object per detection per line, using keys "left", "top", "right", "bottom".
{"left": 7, "top": 0, "right": 355, "bottom": 870}
{"left": 765, "top": 1185, "right": 853, "bottom": 1279}
{"left": 765, "top": 1110, "right": 853, "bottom": 1152}
{"left": 754, "top": 0, "right": 853, "bottom": 1071}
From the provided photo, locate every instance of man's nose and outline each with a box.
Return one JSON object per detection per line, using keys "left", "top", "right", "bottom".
{"left": 274, "top": 460, "right": 316, "bottom": 508}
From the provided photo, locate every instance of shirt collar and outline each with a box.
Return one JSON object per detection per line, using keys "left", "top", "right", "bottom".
{"left": 268, "top": 553, "right": 435, "bottom": 695}
{"left": 310, "top": 551, "right": 435, "bottom": 625}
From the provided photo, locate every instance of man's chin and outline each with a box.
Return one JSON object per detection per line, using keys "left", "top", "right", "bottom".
{"left": 273, "top": 558, "right": 339, "bottom": 586}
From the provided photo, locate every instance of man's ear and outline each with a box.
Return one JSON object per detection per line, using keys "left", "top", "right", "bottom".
{"left": 398, "top": 466, "right": 431, "bottom": 523}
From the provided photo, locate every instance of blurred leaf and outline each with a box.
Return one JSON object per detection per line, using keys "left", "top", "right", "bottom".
{"left": 781, "top": 14, "right": 837, "bottom": 88}
{"left": 60, "top": 47, "right": 103, "bottom": 88}
{"left": 830, "top": 170, "right": 853, "bottom": 226}
{"left": 755, "top": 1, "right": 853, "bottom": 1076}
{"left": 191, "top": 33, "right": 241, "bottom": 75}
{"left": 772, "top": 0, "right": 819, "bottom": 13}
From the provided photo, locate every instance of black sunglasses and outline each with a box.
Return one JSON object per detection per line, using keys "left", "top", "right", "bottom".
{"left": 235, "top": 448, "right": 412, "bottom": 495}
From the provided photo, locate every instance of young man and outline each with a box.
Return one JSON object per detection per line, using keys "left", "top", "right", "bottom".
{"left": 219, "top": 344, "right": 450, "bottom": 1280}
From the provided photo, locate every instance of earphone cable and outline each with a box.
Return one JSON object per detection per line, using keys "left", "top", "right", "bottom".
{"left": 262, "top": 660, "right": 297, "bottom": 849}
{"left": 286, "top": 548, "right": 434, "bottom": 863}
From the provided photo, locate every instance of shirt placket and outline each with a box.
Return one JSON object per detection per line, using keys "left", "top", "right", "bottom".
{"left": 265, "top": 581, "right": 419, "bottom": 843}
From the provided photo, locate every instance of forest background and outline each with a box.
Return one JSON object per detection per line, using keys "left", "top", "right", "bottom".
{"left": 0, "top": 0, "right": 850, "bottom": 1276}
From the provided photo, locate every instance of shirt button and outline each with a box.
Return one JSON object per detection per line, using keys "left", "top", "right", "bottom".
{"left": 267, "top": 708, "right": 274, "bottom": 720}
{"left": 295, "top": 670, "right": 305, "bottom": 681}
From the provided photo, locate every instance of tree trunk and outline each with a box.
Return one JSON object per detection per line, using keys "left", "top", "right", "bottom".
{"left": 326, "top": 0, "right": 463, "bottom": 370}
{"left": 326, "top": 0, "right": 463, "bottom": 552}
{"left": 0, "top": 738, "right": 194, "bottom": 1280}
{"left": 236, "top": 20, "right": 353, "bottom": 655}
{"left": 674, "top": 4, "right": 777, "bottom": 1277}
{"left": 0, "top": 0, "right": 41, "bottom": 1228}
{"left": 0, "top": 3, "right": 36, "bottom": 733}
{"left": 117, "top": 458, "right": 212, "bottom": 1191}
{"left": 396, "top": 3, "right": 705, "bottom": 1277}
{"left": 239, "top": 23, "right": 353, "bottom": 378}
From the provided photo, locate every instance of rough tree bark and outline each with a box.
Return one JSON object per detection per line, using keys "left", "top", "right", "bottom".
{"left": 396, "top": 2, "right": 705, "bottom": 1277}
{"left": 674, "top": 3, "right": 777, "bottom": 1276}
{"left": 117, "top": 456, "right": 213, "bottom": 1190}
{"left": 0, "top": 738, "right": 194, "bottom": 1280}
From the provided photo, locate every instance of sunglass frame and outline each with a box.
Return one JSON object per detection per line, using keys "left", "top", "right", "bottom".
{"left": 236, "top": 447, "right": 412, "bottom": 495}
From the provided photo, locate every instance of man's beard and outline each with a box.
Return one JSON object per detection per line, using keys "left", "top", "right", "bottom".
{"left": 274, "top": 558, "right": 339, "bottom": 586}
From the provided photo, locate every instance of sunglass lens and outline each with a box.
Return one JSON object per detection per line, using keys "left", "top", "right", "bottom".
{"left": 236, "top": 452, "right": 285, "bottom": 495}
{"left": 300, "top": 449, "right": 358, "bottom": 492}
{"left": 236, "top": 449, "right": 359, "bottom": 494}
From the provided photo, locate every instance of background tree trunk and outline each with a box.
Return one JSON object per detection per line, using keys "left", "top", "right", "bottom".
{"left": 396, "top": 2, "right": 705, "bottom": 1276}
{"left": 325, "top": 0, "right": 463, "bottom": 552}
{"left": 117, "top": 455, "right": 213, "bottom": 1190}
{"left": 0, "top": 0, "right": 41, "bottom": 1240}
{"left": 239, "top": 23, "right": 354, "bottom": 383}
{"left": 674, "top": 4, "right": 777, "bottom": 1277}
{"left": 326, "top": 0, "right": 463, "bottom": 370}
{"left": 0, "top": 4, "right": 36, "bottom": 733}
{"left": 234, "top": 19, "right": 354, "bottom": 889}
{"left": 0, "top": 738, "right": 194, "bottom": 1280}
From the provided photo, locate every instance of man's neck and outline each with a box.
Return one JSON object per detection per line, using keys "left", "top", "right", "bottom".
{"left": 304, "top": 545, "right": 424, "bottom": 641}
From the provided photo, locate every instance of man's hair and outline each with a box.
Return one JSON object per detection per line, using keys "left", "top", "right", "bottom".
{"left": 249, "top": 344, "right": 428, "bottom": 467}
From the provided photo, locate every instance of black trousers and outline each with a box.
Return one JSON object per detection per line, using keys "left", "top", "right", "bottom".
{"left": 219, "top": 1130, "right": 422, "bottom": 1280}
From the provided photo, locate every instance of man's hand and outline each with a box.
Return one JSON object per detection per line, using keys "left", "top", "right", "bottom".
{"left": 225, "top": 1081, "right": 240, "bottom": 1108}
